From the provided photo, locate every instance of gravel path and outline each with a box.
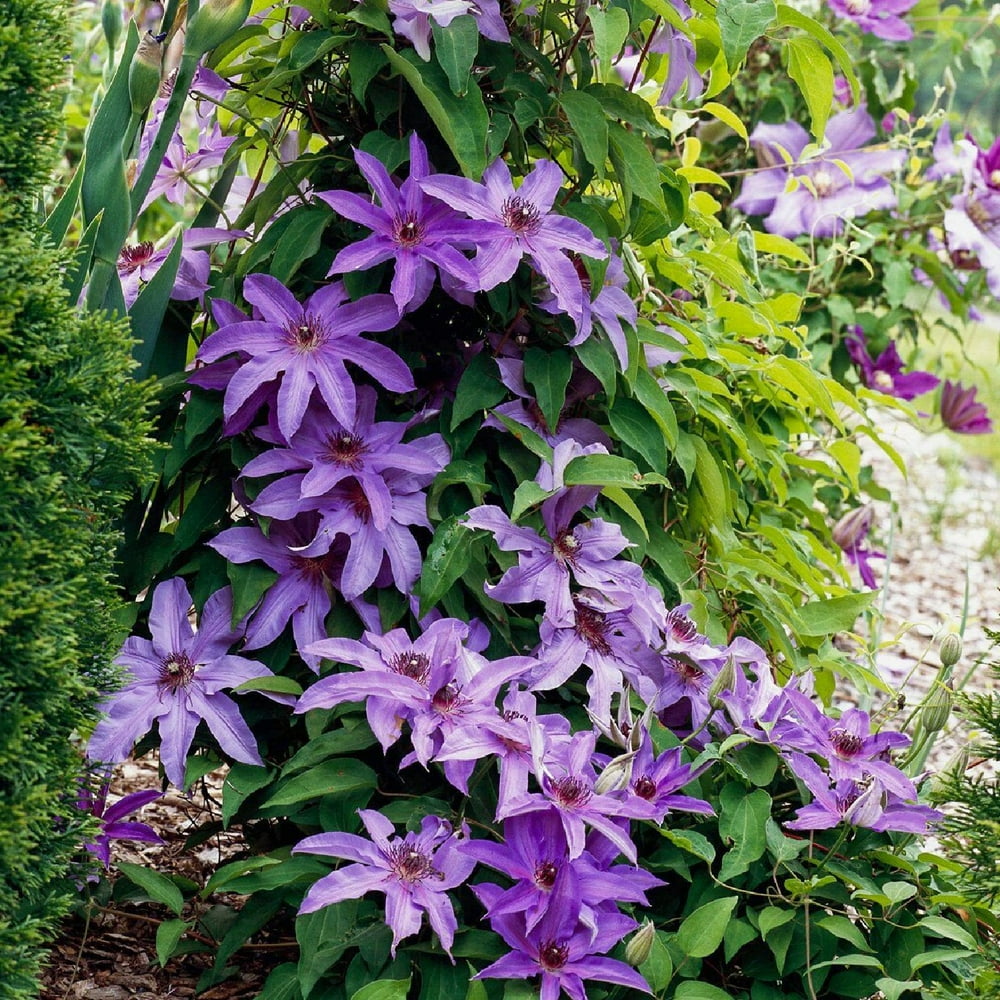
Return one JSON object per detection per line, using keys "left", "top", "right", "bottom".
{"left": 844, "top": 410, "right": 1000, "bottom": 774}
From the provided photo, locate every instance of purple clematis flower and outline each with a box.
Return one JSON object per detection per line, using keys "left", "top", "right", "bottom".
{"left": 140, "top": 122, "right": 237, "bottom": 211}
{"left": 241, "top": 389, "right": 446, "bottom": 529}
{"left": 828, "top": 0, "right": 917, "bottom": 41}
{"left": 196, "top": 274, "right": 408, "bottom": 439}
{"left": 420, "top": 158, "right": 608, "bottom": 330}
{"left": 385, "top": 0, "right": 509, "bottom": 62}
{"left": 785, "top": 755, "right": 939, "bottom": 834}
{"left": 624, "top": 734, "right": 714, "bottom": 823}
{"left": 317, "top": 133, "right": 484, "bottom": 312}
{"left": 940, "top": 379, "right": 993, "bottom": 434}
{"left": 733, "top": 107, "right": 904, "bottom": 238}
{"left": 87, "top": 578, "right": 282, "bottom": 787}
{"left": 208, "top": 516, "right": 379, "bottom": 671}
{"left": 474, "top": 874, "right": 652, "bottom": 1000}
{"left": 844, "top": 326, "right": 940, "bottom": 400}
{"left": 832, "top": 505, "right": 885, "bottom": 589}
{"left": 294, "top": 810, "right": 476, "bottom": 958}
{"left": 465, "top": 503, "right": 649, "bottom": 629}
{"left": 116, "top": 227, "right": 247, "bottom": 309}
{"left": 78, "top": 780, "right": 163, "bottom": 868}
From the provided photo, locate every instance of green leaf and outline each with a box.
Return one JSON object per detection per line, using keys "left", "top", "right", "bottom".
{"left": 909, "top": 948, "right": 975, "bottom": 974}
{"left": 270, "top": 206, "right": 331, "bottom": 285}
{"left": 563, "top": 453, "right": 644, "bottom": 489}
{"left": 602, "top": 485, "right": 648, "bottom": 538}
{"left": 776, "top": 4, "right": 860, "bottom": 103}
{"left": 574, "top": 333, "right": 617, "bottom": 400}
{"left": 351, "top": 979, "right": 412, "bottom": 1000}
{"left": 609, "top": 122, "right": 665, "bottom": 210}
{"left": 452, "top": 351, "right": 506, "bottom": 428}
{"left": 632, "top": 368, "right": 678, "bottom": 447}
{"left": 261, "top": 758, "right": 377, "bottom": 808}
{"left": 222, "top": 763, "right": 274, "bottom": 827}
{"left": 116, "top": 861, "right": 185, "bottom": 916}
{"left": 297, "top": 901, "right": 358, "bottom": 998}
{"left": 511, "top": 480, "right": 552, "bottom": 520}
{"left": 673, "top": 979, "right": 735, "bottom": 998}
{"left": 45, "top": 159, "right": 84, "bottom": 245}
{"left": 639, "top": 931, "right": 673, "bottom": 991}
{"left": 609, "top": 397, "right": 667, "bottom": 471}
{"left": 560, "top": 90, "right": 608, "bottom": 177}
{"left": 257, "top": 964, "right": 303, "bottom": 1000}
{"left": 793, "top": 592, "right": 876, "bottom": 637}
{"left": 875, "top": 977, "right": 923, "bottom": 1000}
{"left": 587, "top": 7, "right": 630, "bottom": 78}
{"left": 233, "top": 675, "right": 303, "bottom": 696}
{"left": 382, "top": 46, "right": 488, "bottom": 179}
{"left": 418, "top": 514, "right": 475, "bottom": 615}
{"left": 492, "top": 412, "right": 554, "bottom": 463}
{"left": 718, "top": 785, "right": 770, "bottom": 878}
{"left": 282, "top": 726, "right": 378, "bottom": 774}
{"left": 658, "top": 826, "right": 716, "bottom": 864}
{"left": 523, "top": 347, "right": 573, "bottom": 433}
{"left": 432, "top": 15, "right": 479, "bottom": 95}
{"left": 130, "top": 236, "right": 185, "bottom": 380}
{"left": 676, "top": 896, "right": 739, "bottom": 958}
{"left": 717, "top": 0, "right": 777, "bottom": 69}
{"left": 818, "top": 914, "right": 874, "bottom": 952}
{"left": 918, "top": 915, "right": 978, "bottom": 949}
{"left": 785, "top": 35, "right": 834, "bottom": 140}
{"left": 156, "top": 919, "right": 189, "bottom": 967}
{"left": 227, "top": 559, "right": 279, "bottom": 625}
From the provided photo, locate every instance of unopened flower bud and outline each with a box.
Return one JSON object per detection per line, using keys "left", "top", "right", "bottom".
{"left": 101, "top": 0, "right": 122, "bottom": 50}
{"left": 921, "top": 682, "right": 953, "bottom": 734}
{"left": 707, "top": 656, "right": 737, "bottom": 711}
{"left": 187, "top": 0, "right": 253, "bottom": 56}
{"left": 832, "top": 505, "right": 873, "bottom": 552}
{"left": 129, "top": 31, "right": 164, "bottom": 115}
{"left": 625, "top": 920, "right": 656, "bottom": 967}
{"left": 594, "top": 750, "right": 636, "bottom": 795}
{"left": 939, "top": 632, "right": 963, "bottom": 669}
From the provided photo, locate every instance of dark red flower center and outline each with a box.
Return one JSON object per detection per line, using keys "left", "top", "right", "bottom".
{"left": 533, "top": 860, "right": 559, "bottom": 889}
{"left": 387, "top": 844, "right": 440, "bottom": 883}
{"left": 633, "top": 774, "right": 657, "bottom": 800}
{"left": 342, "top": 480, "right": 371, "bottom": 522}
{"left": 550, "top": 775, "right": 592, "bottom": 809}
{"left": 286, "top": 314, "right": 329, "bottom": 353}
{"left": 392, "top": 211, "right": 425, "bottom": 248}
{"left": 158, "top": 651, "right": 196, "bottom": 693}
{"left": 292, "top": 553, "right": 337, "bottom": 583}
{"left": 432, "top": 682, "right": 465, "bottom": 715}
{"left": 501, "top": 196, "right": 542, "bottom": 236}
{"left": 574, "top": 603, "right": 612, "bottom": 656}
{"left": 322, "top": 431, "right": 368, "bottom": 468}
{"left": 665, "top": 609, "right": 697, "bottom": 642}
{"left": 389, "top": 651, "right": 431, "bottom": 685}
{"left": 552, "top": 530, "right": 580, "bottom": 566}
{"left": 667, "top": 655, "right": 703, "bottom": 685}
{"left": 830, "top": 728, "right": 864, "bottom": 757}
{"left": 118, "top": 242, "right": 156, "bottom": 274}
{"left": 538, "top": 940, "right": 570, "bottom": 971}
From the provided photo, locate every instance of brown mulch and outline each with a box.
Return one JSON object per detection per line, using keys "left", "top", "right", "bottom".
{"left": 39, "top": 759, "right": 294, "bottom": 1000}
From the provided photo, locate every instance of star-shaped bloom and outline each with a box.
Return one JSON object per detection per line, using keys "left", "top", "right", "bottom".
{"left": 293, "top": 810, "right": 476, "bottom": 957}
{"left": 420, "top": 158, "right": 607, "bottom": 330}
{"left": 474, "top": 875, "right": 652, "bottom": 1000}
{"left": 196, "top": 274, "right": 409, "bottom": 438}
{"left": 87, "top": 579, "right": 281, "bottom": 787}
{"left": 844, "top": 327, "right": 939, "bottom": 400}
{"left": 317, "top": 133, "right": 485, "bottom": 312}
{"left": 78, "top": 779, "right": 163, "bottom": 868}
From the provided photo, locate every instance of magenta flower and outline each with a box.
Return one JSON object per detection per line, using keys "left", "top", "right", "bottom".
{"left": 844, "top": 327, "right": 939, "bottom": 400}
{"left": 195, "top": 274, "right": 408, "bottom": 438}
{"left": 420, "top": 158, "right": 607, "bottom": 330}
{"left": 317, "top": 133, "right": 483, "bottom": 312}
{"left": 828, "top": 0, "right": 917, "bottom": 41}
{"left": 293, "top": 810, "right": 476, "bottom": 958}
{"left": 940, "top": 379, "right": 993, "bottom": 434}
{"left": 832, "top": 505, "right": 885, "bottom": 589}
{"left": 87, "top": 579, "right": 281, "bottom": 787}
{"left": 733, "top": 107, "right": 903, "bottom": 238}
{"left": 140, "top": 122, "right": 237, "bottom": 211}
